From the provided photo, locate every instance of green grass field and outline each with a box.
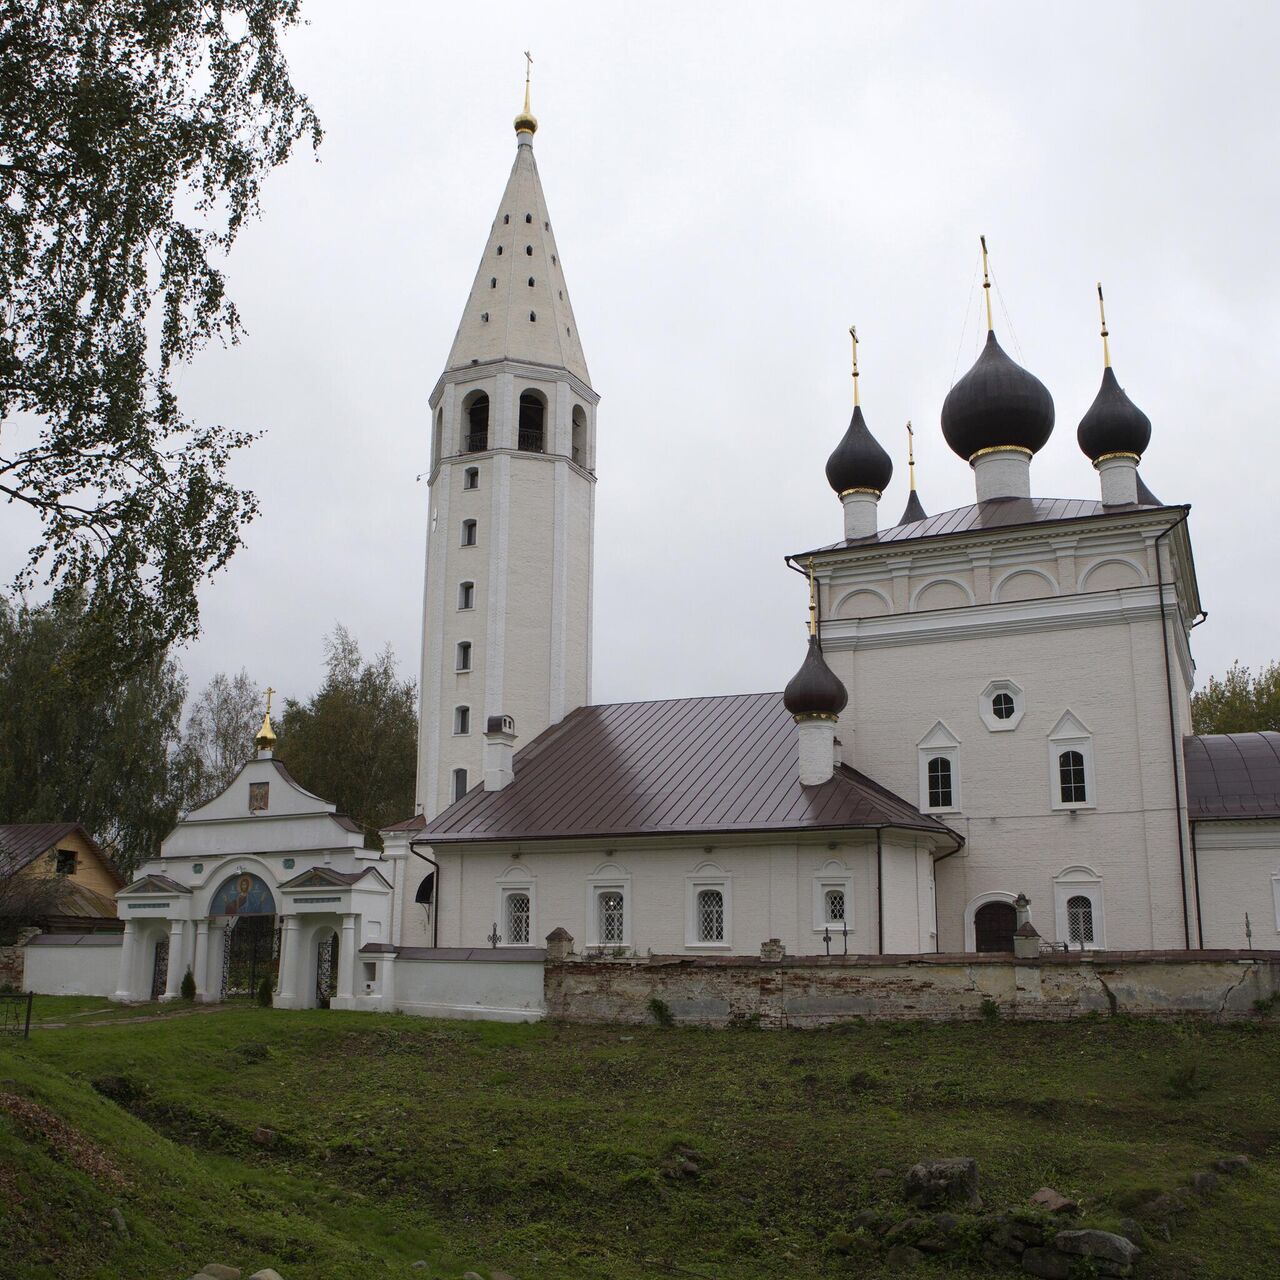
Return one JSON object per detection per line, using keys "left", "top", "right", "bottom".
{"left": 2, "top": 1000, "right": 1278, "bottom": 1279}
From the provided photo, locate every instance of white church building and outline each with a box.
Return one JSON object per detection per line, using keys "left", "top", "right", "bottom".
{"left": 106, "top": 86, "right": 1280, "bottom": 1010}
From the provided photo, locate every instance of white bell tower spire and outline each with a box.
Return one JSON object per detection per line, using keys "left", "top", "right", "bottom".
{"left": 416, "top": 76, "right": 599, "bottom": 818}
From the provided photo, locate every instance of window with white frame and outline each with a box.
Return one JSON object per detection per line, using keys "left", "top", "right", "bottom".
{"left": 917, "top": 721, "right": 961, "bottom": 813}
{"left": 1052, "top": 867, "right": 1105, "bottom": 950}
{"left": 1047, "top": 711, "right": 1095, "bottom": 810}
{"left": 461, "top": 518, "right": 477, "bottom": 546}
{"left": 586, "top": 865, "right": 632, "bottom": 950}
{"left": 685, "top": 865, "right": 731, "bottom": 948}
{"left": 597, "top": 891, "right": 625, "bottom": 944}
{"left": 456, "top": 640, "right": 472, "bottom": 672}
{"left": 980, "top": 678, "right": 1025, "bottom": 732}
{"left": 812, "top": 860, "right": 854, "bottom": 934}
{"left": 453, "top": 705, "right": 470, "bottom": 735}
{"left": 458, "top": 580, "right": 475, "bottom": 610}
{"left": 505, "top": 890, "right": 531, "bottom": 945}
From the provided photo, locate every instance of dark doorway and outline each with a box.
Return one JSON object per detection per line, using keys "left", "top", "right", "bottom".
{"left": 150, "top": 935, "right": 169, "bottom": 1001}
{"left": 973, "top": 901, "right": 1017, "bottom": 953}
{"left": 222, "top": 915, "right": 278, "bottom": 999}
{"left": 315, "top": 930, "right": 339, "bottom": 1009}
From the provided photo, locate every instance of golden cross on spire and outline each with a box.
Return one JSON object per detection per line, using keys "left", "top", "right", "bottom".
{"left": 1097, "top": 282, "right": 1111, "bottom": 368}
{"left": 264, "top": 685, "right": 276, "bottom": 717}
{"left": 523, "top": 49, "right": 533, "bottom": 110}
{"left": 806, "top": 558, "right": 818, "bottom": 637}
{"left": 849, "top": 326, "right": 860, "bottom": 407}
{"left": 980, "top": 234, "right": 994, "bottom": 331}
{"left": 907, "top": 421, "right": 917, "bottom": 492}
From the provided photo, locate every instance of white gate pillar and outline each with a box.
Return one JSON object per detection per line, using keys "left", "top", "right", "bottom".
{"left": 335, "top": 913, "right": 358, "bottom": 1003}
{"left": 161, "top": 919, "right": 187, "bottom": 1000}
{"left": 275, "top": 915, "right": 301, "bottom": 1008}
{"left": 111, "top": 920, "right": 139, "bottom": 1002}
{"left": 192, "top": 919, "right": 211, "bottom": 1000}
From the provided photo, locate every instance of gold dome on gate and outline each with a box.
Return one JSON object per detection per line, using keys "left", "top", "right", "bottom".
{"left": 255, "top": 686, "right": 277, "bottom": 754}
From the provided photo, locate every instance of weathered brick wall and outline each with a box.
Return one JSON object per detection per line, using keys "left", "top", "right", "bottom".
{"left": 0, "top": 944, "right": 27, "bottom": 990}
{"left": 544, "top": 950, "right": 1280, "bottom": 1027}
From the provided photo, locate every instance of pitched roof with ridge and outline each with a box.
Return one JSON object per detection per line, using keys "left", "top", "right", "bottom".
{"left": 423, "top": 692, "right": 960, "bottom": 846}
{"left": 1184, "top": 732, "right": 1280, "bottom": 820}
{"left": 0, "top": 822, "right": 121, "bottom": 884}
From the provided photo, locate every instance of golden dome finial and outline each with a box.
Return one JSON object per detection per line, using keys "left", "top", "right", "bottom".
{"left": 907, "top": 420, "right": 917, "bottom": 492}
{"left": 255, "top": 685, "right": 277, "bottom": 755}
{"left": 514, "top": 50, "right": 538, "bottom": 137}
{"left": 980, "top": 234, "right": 994, "bottom": 332}
{"left": 806, "top": 558, "right": 818, "bottom": 637}
{"left": 1097, "top": 282, "right": 1111, "bottom": 368}
{"left": 849, "top": 325, "right": 860, "bottom": 407}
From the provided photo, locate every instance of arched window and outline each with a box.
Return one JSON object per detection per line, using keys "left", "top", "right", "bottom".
{"left": 506, "top": 892, "right": 531, "bottom": 944}
{"left": 415, "top": 872, "right": 435, "bottom": 905}
{"left": 527, "top": 276, "right": 535, "bottom": 287}
{"left": 463, "top": 466, "right": 479, "bottom": 490}
{"left": 1066, "top": 894, "right": 1094, "bottom": 947}
{"left": 452, "top": 768, "right": 468, "bottom": 802}
{"left": 696, "top": 888, "right": 724, "bottom": 943}
{"left": 973, "top": 900, "right": 1016, "bottom": 952}
{"left": 458, "top": 581, "right": 475, "bottom": 610}
{"left": 461, "top": 519, "right": 477, "bottom": 546}
{"left": 1059, "top": 750, "right": 1087, "bottom": 805}
{"left": 455, "top": 641, "right": 471, "bottom": 672}
{"left": 433, "top": 407, "right": 443, "bottom": 465}
{"left": 453, "top": 705, "right": 470, "bottom": 735}
{"left": 824, "top": 887, "right": 846, "bottom": 925}
{"left": 571, "top": 404, "right": 587, "bottom": 466}
{"left": 525, "top": 244, "right": 533, "bottom": 256}
{"left": 489, "top": 276, "right": 496, "bottom": 288}
{"left": 518, "top": 391, "right": 546, "bottom": 453}
{"left": 598, "top": 890, "right": 625, "bottom": 945}
{"left": 927, "top": 756, "right": 953, "bottom": 809}
{"left": 463, "top": 393, "right": 489, "bottom": 452}
{"left": 496, "top": 244, "right": 503, "bottom": 255}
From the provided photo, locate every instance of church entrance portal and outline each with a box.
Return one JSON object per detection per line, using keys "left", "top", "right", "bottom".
{"left": 211, "top": 873, "right": 278, "bottom": 1000}
{"left": 974, "top": 900, "right": 1017, "bottom": 953}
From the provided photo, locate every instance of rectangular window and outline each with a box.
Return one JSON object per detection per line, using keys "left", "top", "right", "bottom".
{"left": 458, "top": 581, "right": 475, "bottom": 610}
{"left": 461, "top": 519, "right": 477, "bottom": 546}
{"left": 454, "top": 706, "right": 470, "bottom": 735}
{"left": 463, "top": 466, "right": 479, "bottom": 490}
{"left": 248, "top": 781, "right": 269, "bottom": 813}
{"left": 55, "top": 849, "right": 76, "bottom": 876}
{"left": 456, "top": 641, "right": 472, "bottom": 672}
{"left": 452, "top": 768, "right": 468, "bottom": 802}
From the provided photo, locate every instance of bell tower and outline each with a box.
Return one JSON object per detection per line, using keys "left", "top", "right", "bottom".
{"left": 416, "top": 78, "right": 599, "bottom": 818}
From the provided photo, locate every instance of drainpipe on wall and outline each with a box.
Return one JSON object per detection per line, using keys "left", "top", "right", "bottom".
{"left": 875, "top": 829, "right": 883, "bottom": 955}
{"left": 407, "top": 838, "right": 441, "bottom": 949}
{"left": 1154, "top": 508, "right": 1194, "bottom": 949}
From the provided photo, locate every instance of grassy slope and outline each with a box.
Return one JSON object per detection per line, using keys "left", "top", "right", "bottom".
{"left": 2, "top": 1002, "right": 1279, "bottom": 1279}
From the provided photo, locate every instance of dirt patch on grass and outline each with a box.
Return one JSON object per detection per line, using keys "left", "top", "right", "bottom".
{"left": 1, "top": 1091, "right": 126, "bottom": 1191}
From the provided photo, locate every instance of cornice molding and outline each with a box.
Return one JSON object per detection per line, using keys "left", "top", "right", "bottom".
{"left": 429, "top": 359, "right": 599, "bottom": 409}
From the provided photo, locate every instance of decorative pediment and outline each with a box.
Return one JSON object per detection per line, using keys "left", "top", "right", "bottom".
{"left": 119, "top": 873, "right": 190, "bottom": 896}
{"left": 1048, "top": 710, "right": 1091, "bottom": 741}
{"left": 280, "top": 867, "right": 351, "bottom": 889}
{"left": 918, "top": 720, "right": 961, "bottom": 750}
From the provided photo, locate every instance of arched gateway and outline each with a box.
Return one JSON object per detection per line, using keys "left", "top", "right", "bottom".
{"left": 210, "top": 873, "right": 278, "bottom": 999}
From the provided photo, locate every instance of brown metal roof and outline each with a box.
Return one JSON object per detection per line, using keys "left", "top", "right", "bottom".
{"left": 1185, "top": 732, "right": 1280, "bottom": 820}
{"left": 424, "top": 692, "right": 959, "bottom": 846}
{"left": 794, "top": 495, "right": 1179, "bottom": 558}
{"left": 0, "top": 822, "right": 121, "bottom": 884}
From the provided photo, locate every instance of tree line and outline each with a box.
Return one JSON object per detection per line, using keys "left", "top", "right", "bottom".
{"left": 0, "top": 594, "right": 417, "bottom": 876}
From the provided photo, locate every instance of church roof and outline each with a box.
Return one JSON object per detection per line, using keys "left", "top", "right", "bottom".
{"left": 423, "top": 692, "right": 959, "bottom": 846}
{"left": 1184, "top": 732, "right": 1280, "bottom": 821}
{"left": 0, "top": 822, "right": 121, "bottom": 884}
{"left": 443, "top": 131, "right": 590, "bottom": 384}
{"left": 796, "top": 494, "right": 1180, "bottom": 556}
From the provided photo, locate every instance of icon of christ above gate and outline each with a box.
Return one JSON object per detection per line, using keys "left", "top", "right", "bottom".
{"left": 209, "top": 872, "right": 276, "bottom": 918}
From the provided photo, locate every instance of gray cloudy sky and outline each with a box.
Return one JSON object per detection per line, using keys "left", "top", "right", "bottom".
{"left": 14, "top": 1, "right": 1280, "bottom": 710}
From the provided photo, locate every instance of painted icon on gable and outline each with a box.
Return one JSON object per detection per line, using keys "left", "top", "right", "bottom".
{"left": 210, "top": 873, "right": 276, "bottom": 918}
{"left": 248, "top": 781, "right": 269, "bottom": 813}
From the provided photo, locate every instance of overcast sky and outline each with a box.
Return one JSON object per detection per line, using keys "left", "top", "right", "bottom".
{"left": 12, "top": 1, "right": 1280, "bottom": 712}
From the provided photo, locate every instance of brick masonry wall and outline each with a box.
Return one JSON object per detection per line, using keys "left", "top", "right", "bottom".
{"left": 0, "top": 944, "right": 27, "bottom": 990}
{"left": 544, "top": 950, "right": 1280, "bottom": 1027}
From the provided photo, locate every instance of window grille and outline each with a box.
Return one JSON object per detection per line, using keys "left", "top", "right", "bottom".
{"left": 696, "top": 888, "right": 724, "bottom": 942}
{"left": 992, "top": 691, "right": 1015, "bottom": 719}
{"left": 927, "top": 755, "right": 953, "bottom": 808}
{"left": 598, "top": 891, "right": 625, "bottom": 945}
{"left": 1067, "top": 894, "right": 1094, "bottom": 946}
{"left": 824, "top": 887, "right": 846, "bottom": 924}
{"left": 1059, "top": 750, "right": 1087, "bottom": 804}
{"left": 506, "top": 892, "right": 531, "bottom": 945}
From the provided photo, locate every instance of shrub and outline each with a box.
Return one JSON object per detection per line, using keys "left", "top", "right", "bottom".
{"left": 1165, "top": 1057, "right": 1211, "bottom": 1099}
{"left": 179, "top": 968, "right": 196, "bottom": 1001}
{"left": 256, "top": 977, "right": 273, "bottom": 1008}
{"left": 1251, "top": 992, "right": 1280, "bottom": 1014}
{"left": 648, "top": 995, "right": 674, "bottom": 1027}
{"left": 979, "top": 997, "right": 1000, "bottom": 1024}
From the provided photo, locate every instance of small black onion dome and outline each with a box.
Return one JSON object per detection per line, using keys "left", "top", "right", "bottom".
{"left": 1076, "top": 366, "right": 1152, "bottom": 462}
{"left": 899, "top": 488, "right": 927, "bottom": 525}
{"left": 941, "top": 331, "right": 1055, "bottom": 461}
{"left": 825, "top": 405, "right": 893, "bottom": 495}
{"left": 783, "top": 636, "right": 848, "bottom": 718}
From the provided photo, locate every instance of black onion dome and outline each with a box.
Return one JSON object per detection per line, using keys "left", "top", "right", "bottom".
{"left": 825, "top": 405, "right": 893, "bottom": 495}
{"left": 941, "top": 331, "right": 1055, "bottom": 461}
{"left": 783, "top": 636, "right": 848, "bottom": 718}
{"left": 1076, "top": 366, "right": 1152, "bottom": 462}
{"left": 899, "top": 488, "right": 927, "bottom": 525}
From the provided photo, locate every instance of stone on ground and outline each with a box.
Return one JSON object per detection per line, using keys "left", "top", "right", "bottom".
{"left": 902, "top": 1157, "right": 981, "bottom": 1210}
{"left": 248, "top": 1270, "right": 284, "bottom": 1280}
{"left": 108, "top": 1206, "right": 128, "bottom": 1237}
{"left": 1028, "top": 1187, "right": 1078, "bottom": 1214}
{"left": 1020, "top": 1248, "right": 1073, "bottom": 1280}
{"left": 1213, "top": 1153, "right": 1250, "bottom": 1174}
{"left": 884, "top": 1243, "right": 923, "bottom": 1269}
{"left": 199, "top": 1267, "right": 241, "bottom": 1280}
{"left": 1055, "top": 1228, "right": 1142, "bottom": 1266}
{"left": 1189, "top": 1169, "right": 1218, "bottom": 1197}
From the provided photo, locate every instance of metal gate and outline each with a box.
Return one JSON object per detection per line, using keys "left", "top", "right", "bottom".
{"left": 221, "top": 915, "right": 279, "bottom": 999}
{"left": 315, "top": 930, "right": 338, "bottom": 1008}
{"left": 150, "top": 935, "right": 169, "bottom": 1001}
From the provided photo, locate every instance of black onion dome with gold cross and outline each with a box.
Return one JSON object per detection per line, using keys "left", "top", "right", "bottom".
{"left": 1077, "top": 284, "right": 1152, "bottom": 464}
{"left": 783, "top": 563, "right": 848, "bottom": 720}
{"left": 941, "top": 239, "right": 1054, "bottom": 463}
{"left": 825, "top": 327, "right": 893, "bottom": 496}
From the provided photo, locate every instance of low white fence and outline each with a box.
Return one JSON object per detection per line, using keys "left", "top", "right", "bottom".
{"left": 23, "top": 934, "right": 122, "bottom": 997}
{"left": 373, "top": 946, "right": 546, "bottom": 1022}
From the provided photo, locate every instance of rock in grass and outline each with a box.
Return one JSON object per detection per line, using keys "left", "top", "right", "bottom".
{"left": 1213, "top": 1154, "right": 1250, "bottom": 1175}
{"left": 251, "top": 1127, "right": 276, "bottom": 1147}
{"left": 199, "top": 1268, "right": 241, "bottom": 1280}
{"left": 1029, "top": 1187, "right": 1078, "bottom": 1215}
{"left": 1189, "top": 1170, "right": 1218, "bottom": 1197}
{"left": 108, "top": 1206, "right": 128, "bottom": 1237}
{"left": 1020, "top": 1247, "right": 1074, "bottom": 1279}
{"left": 1055, "top": 1228, "right": 1141, "bottom": 1266}
{"left": 903, "top": 1157, "right": 981, "bottom": 1210}
{"left": 248, "top": 1271, "right": 284, "bottom": 1280}
{"left": 884, "top": 1244, "right": 923, "bottom": 1269}
{"left": 1117, "top": 1217, "right": 1146, "bottom": 1248}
